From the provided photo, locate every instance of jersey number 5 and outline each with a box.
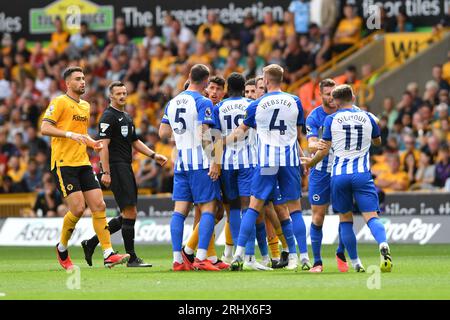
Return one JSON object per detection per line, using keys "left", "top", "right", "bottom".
{"left": 269, "top": 109, "right": 287, "bottom": 135}
{"left": 174, "top": 108, "right": 186, "bottom": 134}
{"left": 343, "top": 125, "right": 363, "bottom": 150}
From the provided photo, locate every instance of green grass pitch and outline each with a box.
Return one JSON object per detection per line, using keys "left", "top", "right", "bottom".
{"left": 0, "top": 244, "right": 449, "bottom": 300}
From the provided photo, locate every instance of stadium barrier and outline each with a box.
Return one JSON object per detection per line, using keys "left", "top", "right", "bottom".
{"left": 0, "top": 215, "right": 449, "bottom": 246}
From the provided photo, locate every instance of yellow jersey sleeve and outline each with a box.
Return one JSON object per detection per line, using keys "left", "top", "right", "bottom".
{"left": 43, "top": 98, "right": 64, "bottom": 124}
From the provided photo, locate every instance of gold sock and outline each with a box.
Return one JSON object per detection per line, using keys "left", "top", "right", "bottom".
{"left": 268, "top": 236, "right": 280, "bottom": 259}
{"left": 60, "top": 211, "right": 80, "bottom": 247}
{"left": 206, "top": 233, "right": 216, "bottom": 257}
{"left": 225, "top": 220, "right": 233, "bottom": 246}
{"left": 186, "top": 223, "right": 200, "bottom": 250}
{"left": 92, "top": 211, "right": 112, "bottom": 251}
{"left": 275, "top": 226, "right": 288, "bottom": 250}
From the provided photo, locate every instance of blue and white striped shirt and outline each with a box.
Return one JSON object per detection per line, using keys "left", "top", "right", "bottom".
{"left": 161, "top": 91, "right": 215, "bottom": 172}
{"left": 243, "top": 91, "right": 304, "bottom": 168}
{"left": 306, "top": 105, "right": 333, "bottom": 173}
{"left": 322, "top": 107, "right": 380, "bottom": 176}
{"left": 214, "top": 96, "right": 258, "bottom": 170}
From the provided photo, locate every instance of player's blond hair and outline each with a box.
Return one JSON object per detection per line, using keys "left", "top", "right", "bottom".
{"left": 262, "top": 64, "right": 284, "bottom": 84}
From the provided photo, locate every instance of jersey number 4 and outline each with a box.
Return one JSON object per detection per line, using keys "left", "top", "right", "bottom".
{"left": 343, "top": 125, "right": 363, "bottom": 150}
{"left": 269, "top": 109, "right": 287, "bottom": 135}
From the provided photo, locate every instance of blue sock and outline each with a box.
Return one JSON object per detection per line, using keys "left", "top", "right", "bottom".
{"left": 245, "top": 226, "right": 256, "bottom": 255}
{"left": 229, "top": 207, "right": 242, "bottom": 245}
{"left": 367, "top": 217, "right": 387, "bottom": 245}
{"left": 291, "top": 211, "right": 307, "bottom": 254}
{"left": 340, "top": 222, "right": 358, "bottom": 260}
{"left": 280, "top": 219, "right": 297, "bottom": 254}
{"left": 310, "top": 223, "right": 322, "bottom": 264}
{"left": 256, "top": 222, "right": 269, "bottom": 257}
{"left": 237, "top": 208, "right": 259, "bottom": 248}
{"left": 336, "top": 223, "right": 345, "bottom": 254}
{"left": 197, "top": 212, "right": 215, "bottom": 250}
{"left": 170, "top": 212, "right": 186, "bottom": 252}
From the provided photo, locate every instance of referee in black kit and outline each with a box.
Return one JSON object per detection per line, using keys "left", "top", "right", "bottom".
{"left": 82, "top": 81, "right": 168, "bottom": 267}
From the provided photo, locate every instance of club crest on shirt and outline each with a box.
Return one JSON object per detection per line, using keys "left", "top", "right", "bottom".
{"left": 121, "top": 125, "right": 128, "bottom": 137}
{"left": 45, "top": 105, "right": 55, "bottom": 116}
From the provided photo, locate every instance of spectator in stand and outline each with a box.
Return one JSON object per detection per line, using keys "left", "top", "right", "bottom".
{"left": 240, "top": 13, "right": 257, "bottom": 48}
{"left": 0, "top": 175, "right": 23, "bottom": 193}
{"left": 32, "top": 175, "right": 65, "bottom": 217}
{"left": 26, "top": 126, "right": 48, "bottom": 157}
{"left": 169, "top": 19, "right": 195, "bottom": 54}
{"left": 197, "top": 11, "right": 224, "bottom": 44}
{"left": 289, "top": 0, "right": 310, "bottom": 36}
{"left": 333, "top": 3, "right": 362, "bottom": 54}
{"left": 380, "top": 96, "right": 398, "bottom": 130}
{"left": 35, "top": 67, "right": 52, "bottom": 98}
{"left": 434, "top": 144, "right": 450, "bottom": 188}
{"left": 22, "top": 158, "right": 43, "bottom": 192}
{"left": 112, "top": 33, "right": 136, "bottom": 61}
{"left": 394, "top": 9, "right": 414, "bottom": 32}
{"left": 7, "top": 155, "right": 27, "bottom": 190}
{"left": 400, "top": 134, "right": 420, "bottom": 171}
{"left": 320, "top": 0, "right": 338, "bottom": 34}
{"left": 375, "top": 153, "right": 410, "bottom": 192}
{"left": 333, "top": 65, "right": 361, "bottom": 94}
{"left": 283, "top": 35, "right": 312, "bottom": 83}
{"left": 406, "top": 82, "right": 423, "bottom": 111}
{"left": 432, "top": 64, "right": 450, "bottom": 91}
{"left": 423, "top": 80, "right": 440, "bottom": 108}
{"left": 187, "top": 42, "right": 211, "bottom": 66}
{"left": 411, "top": 150, "right": 436, "bottom": 190}
{"left": 11, "top": 53, "right": 33, "bottom": 87}
{"left": 67, "top": 22, "right": 93, "bottom": 59}
{"left": 114, "top": 16, "right": 134, "bottom": 39}
{"left": 298, "top": 71, "right": 321, "bottom": 116}
{"left": 142, "top": 26, "right": 162, "bottom": 57}
{"left": 308, "top": 23, "right": 331, "bottom": 67}
{"left": 282, "top": 11, "right": 296, "bottom": 38}
{"left": 16, "top": 38, "right": 31, "bottom": 62}
{"left": 123, "top": 57, "right": 149, "bottom": 88}
{"left": 260, "top": 12, "right": 280, "bottom": 43}
{"left": 50, "top": 17, "right": 70, "bottom": 55}
{"left": 0, "top": 128, "right": 19, "bottom": 158}
{"left": 396, "top": 90, "right": 416, "bottom": 118}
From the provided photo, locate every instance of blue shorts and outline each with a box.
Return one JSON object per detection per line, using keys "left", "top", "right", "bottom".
{"left": 173, "top": 169, "right": 221, "bottom": 204}
{"left": 220, "top": 167, "right": 254, "bottom": 200}
{"left": 331, "top": 172, "right": 380, "bottom": 214}
{"left": 251, "top": 166, "right": 301, "bottom": 205}
{"left": 308, "top": 169, "right": 331, "bottom": 205}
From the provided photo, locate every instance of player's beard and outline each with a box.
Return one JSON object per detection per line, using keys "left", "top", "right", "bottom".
{"left": 74, "top": 87, "right": 85, "bottom": 95}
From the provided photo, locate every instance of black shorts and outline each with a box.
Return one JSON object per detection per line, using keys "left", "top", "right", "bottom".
{"left": 110, "top": 163, "right": 137, "bottom": 211}
{"left": 52, "top": 165, "right": 101, "bottom": 198}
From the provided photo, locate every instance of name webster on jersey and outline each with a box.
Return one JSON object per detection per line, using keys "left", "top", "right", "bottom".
{"left": 259, "top": 98, "right": 293, "bottom": 109}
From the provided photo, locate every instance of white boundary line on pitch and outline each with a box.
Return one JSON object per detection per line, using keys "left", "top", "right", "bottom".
{"left": 0, "top": 293, "right": 6, "bottom": 297}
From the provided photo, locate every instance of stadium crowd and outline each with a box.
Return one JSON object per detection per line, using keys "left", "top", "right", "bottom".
{"left": 0, "top": 2, "right": 448, "bottom": 217}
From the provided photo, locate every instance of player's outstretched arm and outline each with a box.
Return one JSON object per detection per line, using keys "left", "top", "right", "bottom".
{"left": 300, "top": 140, "right": 331, "bottom": 169}
{"left": 83, "top": 135, "right": 103, "bottom": 151}
{"left": 224, "top": 122, "right": 249, "bottom": 147}
{"left": 132, "top": 139, "right": 168, "bottom": 166}
{"left": 41, "top": 120, "right": 88, "bottom": 145}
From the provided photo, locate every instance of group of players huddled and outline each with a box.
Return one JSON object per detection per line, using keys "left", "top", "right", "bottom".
{"left": 160, "top": 63, "right": 393, "bottom": 273}
{"left": 43, "top": 63, "right": 392, "bottom": 273}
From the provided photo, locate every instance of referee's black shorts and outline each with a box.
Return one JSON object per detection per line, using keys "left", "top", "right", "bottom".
{"left": 52, "top": 165, "right": 101, "bottom": 198}
{"left": 109, "top": 162, "right": 138, "bottom": 211}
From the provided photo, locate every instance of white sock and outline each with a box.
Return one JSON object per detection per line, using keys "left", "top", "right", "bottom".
{"left": 103, "top": 248, "right": 114, "bottom": 259}
{"left": 173, "top": 251, "right": 183, "bottom": 264}
{"left": 234, "top": 245, "right": 245, "bottom": 258}
{"left": 282, "top": 247, "right": 289, "bottom": 252}
{"left": 379, "top": 242, "right": 389, "bottom": 250}
{"left": 272, "top": 257, "right": 280, "bottom": 262}
{"left": 196, "top": 248, "right": 207, "bottom": 261}
{"left": 224, "top": 244, "right": 234, "bottom": 257}
{"left": 184, "top": 246, "right": 195, "bottom": 255}
{"left": 300, "top": 253, "right": 309, "bottom": 261}
{"left": 207, "top": 256, "right": 218, "bottom": 264}
{"left": 351, "top": 258, "right": 362, "bottom": 268}
{"left": 57, "top": 243, "right": 67, "bottom": 252}
{"left": 289, "top": 253, "right": 298, "bottom": 260}
{"left": 262, "top": 255, "right": 270, "bottom": 262}
{"left": 244, "top": 255, "right": 252, "bottom": 263}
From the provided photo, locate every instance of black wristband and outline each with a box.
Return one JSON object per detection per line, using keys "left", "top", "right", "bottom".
{"left": 102, "top": 171, "right": 110, "bottom": 175}
{"left": 150, "top": 153, "right": 156, "bottom": 159}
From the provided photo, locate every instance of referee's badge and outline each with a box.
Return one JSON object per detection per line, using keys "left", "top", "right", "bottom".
{"left": 121, "top": 125, "right": 128, "bottom": 137}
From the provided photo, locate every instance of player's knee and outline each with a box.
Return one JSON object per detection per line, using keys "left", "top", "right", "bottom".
{"left": 122, "top": 206, "right": 137, "bottom": 219}
{"left": 92, "top": 200, "right": 106, "bottom": 213}
{"left": 71, "top": 204, "right": 85, "bottom": 216}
